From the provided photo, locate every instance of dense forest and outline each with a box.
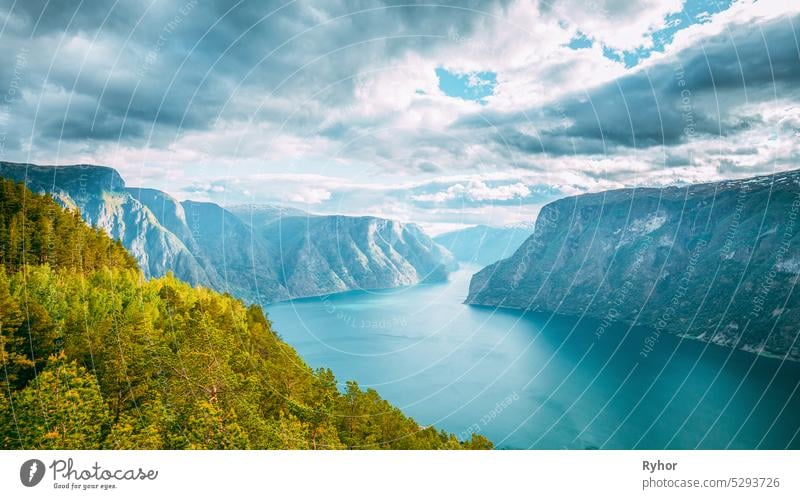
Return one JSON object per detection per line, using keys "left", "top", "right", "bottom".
{"left": 0, "top": 179, "right": 491, "bottom": 449}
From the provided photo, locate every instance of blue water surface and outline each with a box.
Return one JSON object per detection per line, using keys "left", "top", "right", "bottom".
{"left": 266, "top": 266, "right": 800, "bottom": 449}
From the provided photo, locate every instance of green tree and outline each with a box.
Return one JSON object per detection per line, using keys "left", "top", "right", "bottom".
{"left": 0, "top": 358, "right": 109, "bottom": 449}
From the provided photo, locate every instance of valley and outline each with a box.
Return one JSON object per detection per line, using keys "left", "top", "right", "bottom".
{"left": 2, "top": 162, "right": 800, "bottom": 449}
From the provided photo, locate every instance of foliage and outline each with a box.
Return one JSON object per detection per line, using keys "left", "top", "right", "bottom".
{"left": 0, "top": 178, "right": 137, "bottom": 273}
{"left": 0, "top": 179, "right": 491, "bottom": 450}
{"left": 0, "top": 356, "right": 108, "bottom": 449}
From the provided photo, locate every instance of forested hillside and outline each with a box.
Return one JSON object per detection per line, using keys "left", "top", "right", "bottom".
{"left": 0, "top": 179, "right": 491, "bottom": 449}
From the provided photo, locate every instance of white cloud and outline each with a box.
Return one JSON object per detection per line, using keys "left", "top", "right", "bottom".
{"left": 411, "top": 180, "right": 530, "bottom": 203}
{"left": 548, "top": 0, "right": 683, "bottom": 51}
{"left": 643, "top": 0, "right": 800, "bottom": 68}
{"left": 288, "top": 187, "right": 332, "bottom": 204}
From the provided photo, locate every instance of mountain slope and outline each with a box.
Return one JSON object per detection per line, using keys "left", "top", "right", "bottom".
{"left": 0, "top": 177, "right": 491, "bottom": 449}
{"left": 128, "top": 189, "right": 291, "bottom": 302}
{"left": 179, "top": 199, "right": 290, "bottom": 302}
{"left": 467, "top": 170, "right": 800, "bottom": 361}
{"left": 253, "top": 215, "right": 456, "bottom": 298}
{"left": 0, "top": 161, "right": 454, "bottom": 303}
{"left": 0, "top": 162, "right": 214, "bottom": 286}
{"left": 435, "top": 224, "right": 534, "bottom": 265}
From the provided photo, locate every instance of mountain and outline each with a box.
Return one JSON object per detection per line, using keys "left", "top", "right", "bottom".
{"left": 228, "top": 204, "right": 457, "bottom": 298}
{"left": 0, "top": 162, "right": 214, "bottom": 286}
{"left": 0, "top": 176, "right": 491, "bottom": 449}
{"left": 128, "top": 189, "right": 291, "bottom": 303}
{"left": 227, "top": 203, "right": 308, "bottom": 227}
{"left": 0, "top": 161, "right": 453, "bottom": 303}
{"left": 435, "top": 224, "right": 534, "bottom": 265}
{"left": 466, "top": 170, "right": 800, "bottom": 361}
{"left": 249, "top": 214, "right": 456, "bottom": 299}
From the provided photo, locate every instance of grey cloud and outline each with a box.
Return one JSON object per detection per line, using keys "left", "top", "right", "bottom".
{"left": 3, "top": 0, "right": 797, "bottom": 203}
{"left": 717, "top": 158, "right": 741, "bottom": 174}
{"left": 6, "top": 0, "right": 144, "bottom": 35}
{"left": 495, "top": 128, "right": 610, "bottom": 157}
{"left": 663, "top": 151, "right": 691, "bottom": 167}
{"left": 463, "top": 14, "right": 800, "bottom": 156}
{"left": 1, "top": 0, "right": 510, "bottom": 156}
{"left": 415, "top": 161, "right": 441, "bottom": 173}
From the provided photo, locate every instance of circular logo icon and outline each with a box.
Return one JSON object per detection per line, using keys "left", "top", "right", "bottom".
{"left": 20, "top": 459, "right": 45, "bottom": 487}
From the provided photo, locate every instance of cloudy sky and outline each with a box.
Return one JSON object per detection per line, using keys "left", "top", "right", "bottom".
{"left": 0, "top": 0, "right": 798, "bottom": 233}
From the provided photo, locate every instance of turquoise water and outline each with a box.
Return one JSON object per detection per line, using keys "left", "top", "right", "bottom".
{"left": 265, "top": 266, "right": 800, "bottom": 449}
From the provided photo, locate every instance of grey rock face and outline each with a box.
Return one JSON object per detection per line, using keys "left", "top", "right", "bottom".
{"left": 179, "top": 200, "right": 292, "bottom": 303}
{"left": 466, "top": 170, "right": 800, "bottom": 361}
{"left": 252, "top": 214, "right": 455, "bottom": 299}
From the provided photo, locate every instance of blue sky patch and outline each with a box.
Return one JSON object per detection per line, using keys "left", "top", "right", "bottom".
{"left": 436, "top": 67, "right": 497, "bottom": 102}
{"left": 567, "top": 31, "right": 593, "bottom": 49}
{"left": 584, "top": 0, "right": 736, "bottom": 68}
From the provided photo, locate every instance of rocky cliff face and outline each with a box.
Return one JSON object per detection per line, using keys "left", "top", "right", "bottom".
{"left": 127, "top": 189, "right": 292, "bottom": 302}
{"left": 0, "top": 161, "right": 453, "bottom": 303}
{"left": 179, "top": 200, "right": 292, "bottom": 302}
{"left": 466, "top": 170, "right": 800, "bottom": 361}
{"left": 253, "top": 214, "right": 455, "bottom": 299}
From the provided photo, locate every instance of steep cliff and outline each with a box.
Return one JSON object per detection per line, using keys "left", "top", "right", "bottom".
{"left": 254, "top": 214, "right": 455, "bottom": 298}
{"left": 467, "top": 170, "right": 800, "bottom": 361}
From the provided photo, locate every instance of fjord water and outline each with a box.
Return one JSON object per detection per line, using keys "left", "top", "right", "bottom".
{"left": 266, "top": 266, "right": 800, "bottom": 449}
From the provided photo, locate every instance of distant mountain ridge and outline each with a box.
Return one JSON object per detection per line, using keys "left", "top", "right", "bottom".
{"left": 0, "top": 161, "right": 453, "bottom": 303}
{"left": 258, "top": 214, "right": 455, "bottom": 299}
{"left": 466, "top": 170, "right": 800, "bottom": 361}
{"left": 227, "top": 204, "right": 308, "bottom": 226}
{"left": 434, "top": 224, "right": 534, "bottom": 265}
{"left": 127, "top": 187, "right": 291, "bottom": 302}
